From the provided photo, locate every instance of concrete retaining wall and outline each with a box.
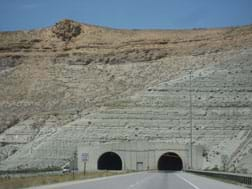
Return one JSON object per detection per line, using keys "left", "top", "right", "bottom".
{"left": 77, "top": 141, "right": 203, "bottom": 172}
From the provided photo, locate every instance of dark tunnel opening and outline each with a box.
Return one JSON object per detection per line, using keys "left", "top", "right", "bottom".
{"left": 158, "top": 152, "right": 183, "bottom": 171}
{"left": 97, "top": 152, "right": 122, "bottom": 170}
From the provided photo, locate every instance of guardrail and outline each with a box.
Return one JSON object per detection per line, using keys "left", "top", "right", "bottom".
{"left": 185, "top": 169, "right": 252, "bottom": 185}
{"left": 0, "top": 171, "right": 62, "bottom": 178}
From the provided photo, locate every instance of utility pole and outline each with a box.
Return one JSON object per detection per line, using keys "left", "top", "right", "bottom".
{"left": 72, "top": 150, "right": 77, "bottom": 179}
{"left": 189, "top": 70, "right": 193, "bottom": 169}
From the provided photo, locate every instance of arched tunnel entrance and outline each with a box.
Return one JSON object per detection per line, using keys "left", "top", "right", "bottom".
{"left": 97, "top": 152, "right": 122, "bottom": 170}
{"left": 158, "top": 152, "right": 183, "bottom": 171}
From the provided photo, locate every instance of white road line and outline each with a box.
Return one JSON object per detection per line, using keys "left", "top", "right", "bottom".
{"left": 126, "top": 173, "right": 154, "bottom": 189}
{"left": 176, "top": 173, "right": 201, "bottom": 189}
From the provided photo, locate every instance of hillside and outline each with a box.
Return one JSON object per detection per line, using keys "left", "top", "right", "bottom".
{"left": 0, "top": 20, "right": 252, "bottom": 172}
{"left": 1, "top": 19, "right": 252, "bottom": 133}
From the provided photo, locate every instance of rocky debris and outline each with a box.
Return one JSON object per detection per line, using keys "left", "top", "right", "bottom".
{"left": 0, "top": 121, "right": 38, "bottom": 144}
{"left": 0, "top": 144, "right": 20, "bottom": 161}
{"left": 54, "top": 49, "right": 168, "bottom": 65}
{"left": 52, "top": 19, "right": 81, "bottom": 42}
{"left": 0, "top": 55, "right": 23, "bottom": 71}
{"left": 0, "top": 116, "right": 20, "bottom": 134}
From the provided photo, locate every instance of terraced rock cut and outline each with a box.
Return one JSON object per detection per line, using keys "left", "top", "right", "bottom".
{"left": 0, "top": 20, "right": 252, "bottom": 173}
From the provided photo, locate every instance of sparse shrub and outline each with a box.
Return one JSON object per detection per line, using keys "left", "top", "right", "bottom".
{"left": 202, "top": 150, "right": 208, "bottom": 157}
{"left": 211, "top": 165, "right": 219, "bottom": 171}
{"left": 239, "top": 168, "right": 248, "bottom": 174}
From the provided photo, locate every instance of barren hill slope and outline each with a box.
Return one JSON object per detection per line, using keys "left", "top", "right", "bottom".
{"left": 0, "top": 20, "right": 252, "bottom": 172}
{"left": 1, "top": 19, "right": 252, "bottom": 133}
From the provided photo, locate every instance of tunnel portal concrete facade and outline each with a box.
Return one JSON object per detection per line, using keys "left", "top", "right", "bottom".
{"left": 78, "top": 141, "right": 203, "bottom": 172}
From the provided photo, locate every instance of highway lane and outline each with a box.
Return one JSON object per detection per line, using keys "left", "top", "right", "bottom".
{"left": 31, "top": 171, "right": 247, "bottom": 189}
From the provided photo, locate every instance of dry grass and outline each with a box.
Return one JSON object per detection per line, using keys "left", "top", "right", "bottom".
{"left": 0, "top": 171, "right": 127, "bottom": 189}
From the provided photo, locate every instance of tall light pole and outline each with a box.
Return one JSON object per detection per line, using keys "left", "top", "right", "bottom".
{"left": 189, "top": 70, "right": 193, "bottom": 169}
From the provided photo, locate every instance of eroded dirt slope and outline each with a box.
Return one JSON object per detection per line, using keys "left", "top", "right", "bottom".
{"left": 1, "top": 19, "right": 252, "bottom": 133}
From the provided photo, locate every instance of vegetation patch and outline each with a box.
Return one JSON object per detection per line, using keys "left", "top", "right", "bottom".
{"left": 0, "top": 171, "right": 128, "bottom": 189}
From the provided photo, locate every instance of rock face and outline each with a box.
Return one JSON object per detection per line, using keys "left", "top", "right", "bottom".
{"left": 52, "top": 19, "right": 81, "bottom": 41}
{"left": 0, "top": 20, "right": 252, "bottom": 173}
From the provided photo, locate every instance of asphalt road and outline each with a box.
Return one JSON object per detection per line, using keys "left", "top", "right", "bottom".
{"left": 31, "top": 171, "right": 247, "bottom": 189}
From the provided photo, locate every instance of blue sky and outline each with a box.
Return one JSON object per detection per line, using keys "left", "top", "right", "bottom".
{"left": 0, "top": 0, "right": 252, "bottom": 31}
